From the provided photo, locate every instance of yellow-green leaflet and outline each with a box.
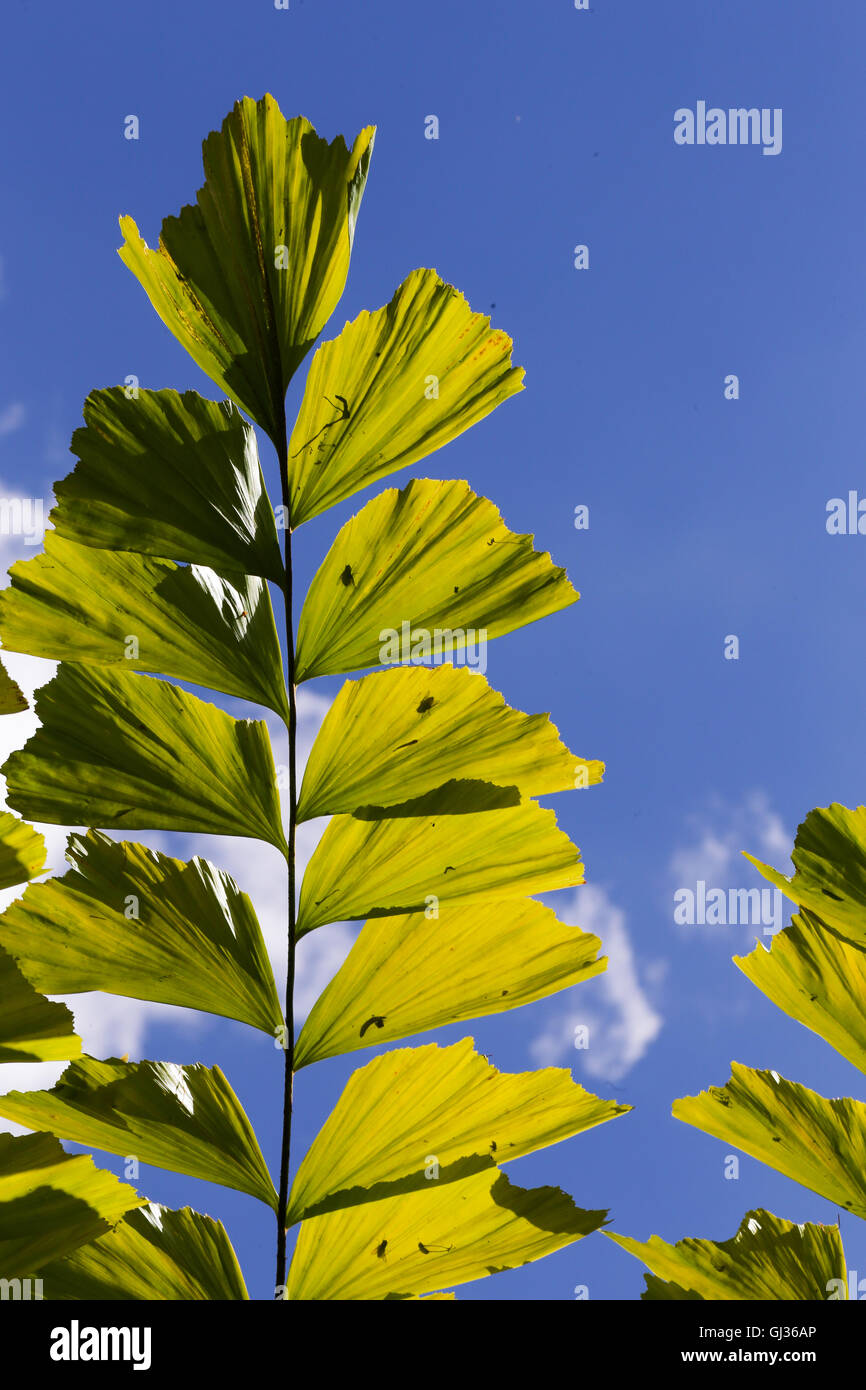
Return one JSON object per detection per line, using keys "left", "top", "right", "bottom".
{"left": 287, "top": 1169, "right": 606, "bottom": 1300}
{"left": 0, "top": 1058, "right": 277, "bottom": 1210}
{"left": 288, "top": 267, "right": 523, "bottom": 525}
{"left": 295, "top": 477, "right": 578, "bottom": 682}
{"left": 0, "top": 530, "right": 288, "bottom": 718}
{"left": 118, "top": 96, "right": 374, "bottom": 445}
{"left": 298, "top": 664, "right": 601, "bottom": 820}
{"left": 3, "top": 664, "right": 285, "bottom": 850}
{"left": 0, "top": 657, "right": 26, "bottom": 714}
{"left": 0, "top": 809, "right": 46, "bottom": 889}
{"left": 745, "top": 801, "right": 866, "bottom": 950}
{"left": 287, "top": 1039, "right": 629, "bottom": 1223}
{"left": 53, "top": 388, "right": 283, "bottom": 581}
{"left": 735, "top": 908, "right": 866, "bottom": 1075}
{"left": 0, "top": 1131, "right": 144, "bottom": 1273}
{"left": 0, "top": 831, "right": 282, "bottom": 1036}
{"left": 608, "top": 1209, "right": 847, "bottom": 1301}
{"left": 673, "top": 1063, "right": 866, "bottom": 1218}
{"left": 295, "top": 898, "right": 604, "bottom": 1068}
{"left": 297, "top": 802, "right": 582, "bottom": 934}
{"left": 0, "top": 944, "right": 81, "bottom": 1063}
{"left": 37, "top": 1203, "right": 250, "bottom": 1301}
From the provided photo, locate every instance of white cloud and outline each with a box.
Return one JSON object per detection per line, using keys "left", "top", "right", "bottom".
{"left": 667, "top": 791, "right": 795, "bottom": 945}
{"left": 529, "top": 885, "right": 663, "bottom": 1083}
{"left": 0, "top": 404, "right": 26, "bottom": 437}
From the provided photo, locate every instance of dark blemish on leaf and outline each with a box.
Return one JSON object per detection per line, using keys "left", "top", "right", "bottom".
{"left": 360, "top": 1015, "right": 386, "bottom": 1037}
{"left": 443, "top": 865, "right": 455, "bottom": 873}
{"left": 340, "top": 564, "right": 354, "bottom": 587}
{"left": 418, "top": 1242, "right": 452, "bottom": 1254}
{"left": 490, "top": 1140, "right": 497, "bottom": 1152}
{"left": 416, "top": 696, "right": 435, "bottom": 714}
{"left": 771, "top": 1136, "right": 781, "bottom": 1142}
{"left": 376, "top": 1239, "right": 388, "bottom": 1259}
{"left": 292, "top": 393, "right": 351, "bottom": 458}
{"left": 395, "top": 740, "right": 418, "bottom": 751}
{"left": 501, "top": 990, "right": 509, "bottom": 996}
{"left": 822, "top": 888, "right": 843, "bottom": 901}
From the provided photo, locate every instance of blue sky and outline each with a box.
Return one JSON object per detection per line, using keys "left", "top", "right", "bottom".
{"left": 1, "top": 0, "right": 865, "bottom": 1300}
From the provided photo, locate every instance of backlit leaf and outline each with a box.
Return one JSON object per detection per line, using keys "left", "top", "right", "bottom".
{"left": 297, "top": 664, "right": 601, "bottom": 821}
{"left": 609, "top": 1208, "right": 846, "bottom": 1301}
{"left": 0, "top": 1057, "right": 277, "bottom": 1210}
{"left": 735, "top": 908, "right": 866, "bottom": 1075}
{"left": 0, "top": 530, "right": 288, "bottom": 717}
{"left": 287, "top": 1039, "right": 628, "bottom": 1223}
{"left": 0, "top": 658, "right": 26, "bottom": 715}
{"left": 746, "top": 802, "right": 866, "bottom": 950}
{"left": 288, "top": 267, "right": 523, "bottom": 525}
{"left": 297, "top": 802, "right": 582, "bottom": 935}
{"left": 118, "top": 96, "right": 374, "bottom": 444}
{"left": 38, "top": 1202, "right": 249, "bottom": 1300}
{"left": 295, "top": 898, "right": 605, "bottom": 1068}
{"left": 287, "top": 1169, "right": 606, "bottom": 1300}
{"left": 0, "top": 831, "right": 282, "bottom": 1036}
{"left": 0, "top": 810, "right": 46, "bottom": 889}
{"left": 673, "top": 1063, "right": 866, "bottom": 1219}
{"left": 0, "top": 945, "right": 81, "bottom": 1063}
{"left": 52, "top": 388, "right": 283, "bottom": 582}
{"left": 0, "top": 1131, "right": 144, "bottom": 1273}
{"left": 3, "top": 664, "right": 286, "bottom": 850}
{"left": 295, "top": 478, "right": 578, "bottom": 682}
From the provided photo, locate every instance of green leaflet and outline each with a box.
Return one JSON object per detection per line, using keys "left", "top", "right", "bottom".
{"left": 0, "top": 1057, "right": 277, "bottom": 1210}
{"left": 609, "top": 1209, "right": 847, "bottom": 1301}
{"left": 288, "top": 1169, "right": 606, "bottom": 1300}
{"left": 0, "top": 530, "right": 288, "bottom": 718}
{"left": 288, "top": 267, "right": 524, "bottom": 526}
{"left": 38, "top": 1202, "right": 249, "bottom": 1300}
{"left": 297, "top": 802, "right": 582, "bottom": 935}
{"left": 3, "top": 664, "right": 286, "bottom": 851}
{"left": 0, "top": 1131, "right": 144, "bottom": 1274}
{"left": 735, "top": 908, "right": 866, "bottom": 1075}
{"left": 295, "top": 899, "right": 605, "bottom": 1068}
{"left": 287, "top": 1039, "right": 629, "bottom": 1223}
{"left": 297, "top": 664, "right": 602, "bottom": 821}
{"left": 53, "top": 388, "right": 283, "bottom": 582}
{"left": 295, "top": 478, "right": 578, "bottom": 682}
{"left": 0, "top": 809, "right": 46, "bottom": 889}
{"left": 745, "top": 801, "right": 866, "bottom": 951}
{"left": 0, "top": 831, "right": 282, "bottom": 1036}
{"left": 118, "top": 96, "right": 374, "bottom": 445}
{"left": 0, "top": 944, "right": 81, "bottom": 1063}
{"left": 0, "top": 657, "right": 26, "bottom": 714}
{"left": 673, "top": 1063, "right": 866, "bottom": 1219}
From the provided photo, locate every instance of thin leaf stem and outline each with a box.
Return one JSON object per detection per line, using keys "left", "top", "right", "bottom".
{"left": 274, "top": 419, "right": 297, "bottom": 1296}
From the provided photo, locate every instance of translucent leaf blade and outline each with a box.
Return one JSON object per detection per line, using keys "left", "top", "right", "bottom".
{"left": 118, "top": 96, "right": 374, "bottom": 443}
{"left": 52, "top": 389, "right": 283, "bottom": 582}
{"left": 0, "top": 944, "right": 81, "bottom": 1063}
{"left": 0, "top": 831, "right": 282, "bottom": 1036}
{"left": 297, "top": 802, "right": 582, "bottom": 935}
{"left": 0, "top": 531, "right": 288, "bottom": 718}
{"left": 295, "top": 478, "right": 578, "bottom": 683}
{"left": 609, "top": 1208, "right": 847, "bottom": 1301}
{"left": 0, "top": 1131, "right": 144, "bottom": 1273}
{"left": 297, "top": 665, "right": 601, "bottom": 821}
{"left": 2, "top": 665, "right": 285, "bottom": 850}
{"left": 288, "top": 267, "right": 524, "bottom": 526}
{"left": 38, "top": 1202, "right": 250, "bottom": 1300}
{"left": 0, "top": 1057, "right": 277, "bottom": 1210}
{"left": 735, "top": 908, "right": 866, "bottom": 1076}
{"left": 673, "top": 1064, "right": 866, "bottom": 1219}
{"left": 288, "top": 1038, "right": 629, "bottom": 1223}
{"left": 0, "top": 809, "right": 46, "bottom": 890}
{"left": 295, "top": 898, "right": 604, "bottom": 1068}
{"left": 287, "top": 1170, "right": 606, "bottom": 1300}
{"left": 0, "top": 657, "right": 27, "bottom": 715}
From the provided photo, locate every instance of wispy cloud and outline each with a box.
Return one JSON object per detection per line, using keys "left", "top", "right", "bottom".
{"left": 0, "top": 404, "right": 26, "bottom": 437}
{"left": 529, "top": 885, "right": 664, "bottom": 1084}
